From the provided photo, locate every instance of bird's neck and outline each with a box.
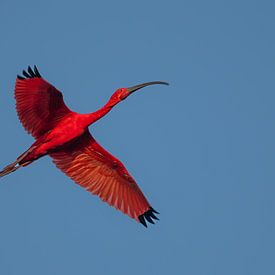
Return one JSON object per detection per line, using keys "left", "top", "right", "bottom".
{"left": 84, "top": 101, "right": 115, "bottom": 127}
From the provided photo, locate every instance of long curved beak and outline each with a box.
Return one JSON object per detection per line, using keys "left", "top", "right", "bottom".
{"left": 126, "top": 81, "right": 169, "bottom": 94}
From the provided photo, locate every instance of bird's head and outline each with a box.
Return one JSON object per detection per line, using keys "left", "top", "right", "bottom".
{"left": 109, "top": 81, "right": 169, "bottom": 106}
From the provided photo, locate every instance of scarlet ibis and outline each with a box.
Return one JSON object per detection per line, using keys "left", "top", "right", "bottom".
{"left": 0, "top": 66, "right": 168, "bottom": 227}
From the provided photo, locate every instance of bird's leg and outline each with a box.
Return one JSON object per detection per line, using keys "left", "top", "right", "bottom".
{"left": 0, "top": 146, "right": 36, "bottom": 178}
{"left": 1, "top": 163, "right": 19, "bottom": 176}
{"left": 0, "top": 162, "right": 20, "bottom": 177}
{"left": 16, "top": 148, "right": 35, "bottom": 163}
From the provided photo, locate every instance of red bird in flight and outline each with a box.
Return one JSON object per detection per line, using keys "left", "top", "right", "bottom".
{"left": 0, "top": 66, "right": 168, "bottom": 227}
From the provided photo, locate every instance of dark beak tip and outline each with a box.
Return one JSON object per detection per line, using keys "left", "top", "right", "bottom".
{"left": 127, "top": 81, "right": 169, "bottom": 94}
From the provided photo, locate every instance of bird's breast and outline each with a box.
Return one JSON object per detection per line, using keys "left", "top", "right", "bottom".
{"left": 45, "top": 115, "right": 87, "bottom": 148}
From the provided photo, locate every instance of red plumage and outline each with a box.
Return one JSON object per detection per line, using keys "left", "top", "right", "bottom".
{"left": 50, "top": 130, "right": 151, "bottom": 221}
{"left": 1, "top": 66, "right": 167, "bottom": 227}
{"left": 15, "top": 76, "right": 72, "bottom": 139}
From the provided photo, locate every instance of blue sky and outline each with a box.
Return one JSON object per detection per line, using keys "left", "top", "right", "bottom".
{"left": 0, "top": 0, "right": 274, "bottom": 274}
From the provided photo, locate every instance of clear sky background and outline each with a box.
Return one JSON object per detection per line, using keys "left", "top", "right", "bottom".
{"left": 0, "top": 0, "right": 274, "bottom": 274}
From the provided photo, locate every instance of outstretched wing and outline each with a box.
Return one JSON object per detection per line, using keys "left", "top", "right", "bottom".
{"left": 50, "top": 130, "right": 159, "bottom": 227}
{"left": 15, "top": 66, "right": 72, "bottom": 139}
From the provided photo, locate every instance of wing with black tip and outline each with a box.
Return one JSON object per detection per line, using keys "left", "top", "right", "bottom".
{"left": 50, "top": 130, "right": 159, "bottom": 227}
{"left": 15, "top": 66, "right": 72, "bottom": 139}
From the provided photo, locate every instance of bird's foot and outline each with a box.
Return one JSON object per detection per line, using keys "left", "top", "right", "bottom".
{"left": 0, "top": 162, "right": 20, "bottom": 178}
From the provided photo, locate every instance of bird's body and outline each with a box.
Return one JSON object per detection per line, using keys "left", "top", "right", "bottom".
{"left": 23, "top": 113, "right": 88, "bottom": 161}
{"left": 1, "top": 66, "right": 168, "bottom": 227}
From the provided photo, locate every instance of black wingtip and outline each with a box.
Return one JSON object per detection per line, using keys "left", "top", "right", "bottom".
{"left": 150, "top": 211, "right": 159, "bottom": 221}
{"left": 17, "top": 65, "right": 42, "bottom": 80}
{"left": 138, "top": 215, "right": 147, "bottom": 228}
{"left": 34, "top": 65, "right": 41, "bottom": 77}
{"left": 138, "top": 207, "right": 160, "bottom": 228}
{"left": 22, "top": 70, "right": 30, "bottom": 78}
{"left": 28, "top": 66, "right": 35, "bottom": 77}
{"left": 150, "top": 207, "right": 160, "bottom": 214}
{"left": 144, "top": 213, "right": 155, "bottom": 224}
